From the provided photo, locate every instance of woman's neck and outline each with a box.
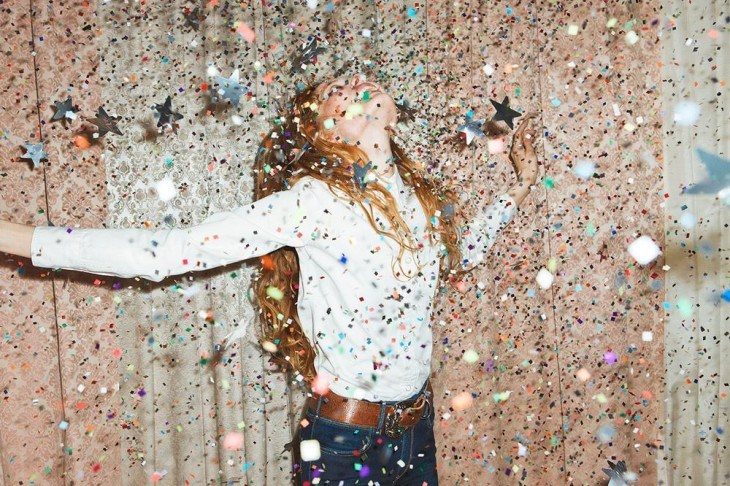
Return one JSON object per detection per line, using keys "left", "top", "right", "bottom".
{"left": 360, "top": 133, "right": 396, "bottom": 179}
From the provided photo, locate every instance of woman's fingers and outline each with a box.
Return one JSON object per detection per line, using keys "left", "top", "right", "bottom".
{"left": 514, "top": 114, "right": 537, "bottom": 148}
{"left": 514, "top": 117, "right": 530, "bottom": 139}
{"left": 510, "top": 114, "right": 539, "bottom": 162}
{"left": 523, "top": 129, "right": 536, "bottom": 151}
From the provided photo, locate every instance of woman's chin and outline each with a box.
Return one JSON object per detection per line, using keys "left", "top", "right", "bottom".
{"left": 363, "top": 106, "right": 397, "bottom": 128}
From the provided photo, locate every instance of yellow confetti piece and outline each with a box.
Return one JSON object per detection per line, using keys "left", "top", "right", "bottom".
{"left": 593, "top": 393, "right": 608, "bottom": 404}
{"left": 463, "top": 349, "right": 479, "bottom": 363}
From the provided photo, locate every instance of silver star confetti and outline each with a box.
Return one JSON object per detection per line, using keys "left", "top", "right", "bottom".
{"left": 213, "top": 69, "right": 248, "bottom": 106}
{"left": 457, "top": 112, "right": 485, "bottom": 145}
{"left": 21, "top": 142, "right": 48, "bottom": 169}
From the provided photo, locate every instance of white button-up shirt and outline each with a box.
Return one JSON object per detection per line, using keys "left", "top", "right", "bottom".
{"left": 30, "top": 167, "right": 517, "bottom": 401}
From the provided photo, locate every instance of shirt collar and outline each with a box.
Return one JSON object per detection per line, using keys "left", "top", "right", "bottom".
{"left": 373, "top": 165, "right": 402, "bottom": 197}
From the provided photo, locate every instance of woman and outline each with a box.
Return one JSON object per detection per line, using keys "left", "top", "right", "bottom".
{"left": 1, "top": 72, "right": 538, "bottom": 484}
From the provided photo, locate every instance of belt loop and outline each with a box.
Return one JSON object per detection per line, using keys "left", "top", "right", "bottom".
{"left": 376, "top": 401, "right": 387, "bottom": 435}
{"left": 315, "top": 394, "right": 323, "bottom": 416}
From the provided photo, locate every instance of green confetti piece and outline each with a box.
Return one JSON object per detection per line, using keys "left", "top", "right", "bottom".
{"left": 266, "top": 286, "right": 284, "bottom": 300}
{"left": 493, "top": 390, "right": 512, "bottom": 403}
{"left": 676, "top": 298, "right": 693, "bottom": 317}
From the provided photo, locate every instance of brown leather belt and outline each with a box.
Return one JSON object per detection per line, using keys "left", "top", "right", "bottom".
{"left": 304, "top": 380, "right": 434, "bottom": 439}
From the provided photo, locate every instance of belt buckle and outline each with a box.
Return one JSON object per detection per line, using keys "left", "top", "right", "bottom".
{"left": 384, "top": 403, "right": 407, "bottom": 439}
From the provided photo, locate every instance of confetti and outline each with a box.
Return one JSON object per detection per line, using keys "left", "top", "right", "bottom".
{"left": 222, "top": 431, "right": 245, "bottom": 450}
{"left": 462, "top": 349, "right": 479, "bottom": 363}
{"left": 153, "top": 177, "right": 177, "bottom": 202}
{"left": 627, "top": 236, "right": 662, "bottom": 265}
{"left": 451, "top": 391, "right": 474, "bottom": 411}
{"left": 10, "top": 3, "right": 718, "bottom": 483}
{"left": 300, "top": 439, "right": 321, "bottom": 462}
{"left": 536, "top": 268, "right": 554, "bottom": 289}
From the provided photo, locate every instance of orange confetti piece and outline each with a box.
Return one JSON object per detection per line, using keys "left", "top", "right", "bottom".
{"left": 73, "top": 134, "right": 91, "bottom": 149}
{"left": 263, "top": 71, "right": 277, "bottom": 84}
{"left": 451, "top": 391, "right": 473, "bottom": 411}
{"left": 260, "top": 254, "right": 275, "bottom": 270}
{"left": 150, "top": 471, "right": 166, "bottom": 483}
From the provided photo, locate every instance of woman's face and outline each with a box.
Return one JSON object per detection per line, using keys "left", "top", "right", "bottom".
{"left": 313, "top": 73, "right": 398, "bottom": 144}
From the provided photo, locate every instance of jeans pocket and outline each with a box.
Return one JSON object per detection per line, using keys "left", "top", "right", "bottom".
{"left": 304, "top": 408, "right": 377, "bottom": 457}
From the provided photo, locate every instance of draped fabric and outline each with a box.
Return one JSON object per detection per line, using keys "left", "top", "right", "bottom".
{"left": 660, "top": 1, "right": 729, "bottom": 484}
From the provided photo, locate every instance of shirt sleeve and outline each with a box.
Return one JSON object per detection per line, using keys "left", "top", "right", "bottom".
{"left": 459, "top": 192, "right": 518, "bottom": 271}
{"left": 30, "top": 177, "right": 327, "bottom": 282}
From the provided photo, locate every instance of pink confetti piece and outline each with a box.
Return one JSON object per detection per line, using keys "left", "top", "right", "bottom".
{"left": 236, "top": 21, "right": 255, "bottom": 43}
{"left": 223, "top": 431, "right": 245, "bottom": 450}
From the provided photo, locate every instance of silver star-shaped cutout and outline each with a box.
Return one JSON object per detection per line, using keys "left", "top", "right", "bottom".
{"left": 394, "top": 96, "right": 418, "bottom": 123}
{"left": 457, "top": 113, "right": 485, "bottom": 145}
{"left": 352, "top": 161, "right": 373, "bottom": 190}
{"left": 51, "top": 96, "right": 78, "bottom": 122}
{"left": 290, "top": 36, "right": 327, "bottom": 74}
{"left": 682, "top": 148, "right": 730, "bottom": 196}
{"left": 21, "top": 142, "right": 48, "bottom": 169}
{"left": 153, "top": 95, "right": 184, "bottom": 131}
{"left": 214, "top": 69, "right": 248, "bottom": 106}
{"left": 183, "top": 7, "right": 203, "bottom": 30}
{"left": 441, "top": 202, "right": 455, "bottom": 220}
{"left": 602, "top": 460, "right": 630, "bottom": 486}
{"left": 89, "top": 106, "right": 123, "bottom": 137}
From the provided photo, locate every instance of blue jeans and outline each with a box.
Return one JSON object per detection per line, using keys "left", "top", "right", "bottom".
{"left": 294, "top": 384, "right": 439, "bottom": 485}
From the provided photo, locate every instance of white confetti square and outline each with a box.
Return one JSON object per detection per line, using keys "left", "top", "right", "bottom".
{"left": 628, "top": 235, "right": 662, "bottom": 265}
{"left": 300, "top": 439, "right": 321, "bottom": 462}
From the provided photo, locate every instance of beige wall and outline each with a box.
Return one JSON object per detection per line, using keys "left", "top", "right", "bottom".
{"left": 1, "top": 0, "right": 725, "bottom": 484}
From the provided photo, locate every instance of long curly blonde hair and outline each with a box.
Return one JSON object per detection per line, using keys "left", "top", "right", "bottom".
{"left": 225, "top": 80, "right": 475, "bottom": 385}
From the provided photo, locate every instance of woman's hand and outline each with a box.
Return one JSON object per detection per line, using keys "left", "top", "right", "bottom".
{"left": 0, "top": 220, "right": 35, "bottom": 259}
{"left": 506, "top": 114, "right": 540, "bottom": 207}
{"left": 509, "top": 113, "right": 539, "bottom": 184}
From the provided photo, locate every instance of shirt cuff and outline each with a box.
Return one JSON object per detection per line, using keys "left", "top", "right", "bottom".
{"left": 31, "top": 225, "right": 87, "bottom": 271}
{"left": 498, "top": 192, "right": 518, "bottom": 222}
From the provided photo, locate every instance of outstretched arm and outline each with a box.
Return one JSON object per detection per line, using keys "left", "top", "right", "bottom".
{"left": 458, "top": 114, "right": 539, "bottom": 271}
{"left": 14, "top": 177, "right": 326, "bottom": 282}
{"left": 0, "top": 221, "right": 35, "bottom": 260}
{"left": 458, "top": 192, "right": 518, "bottom": 271}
